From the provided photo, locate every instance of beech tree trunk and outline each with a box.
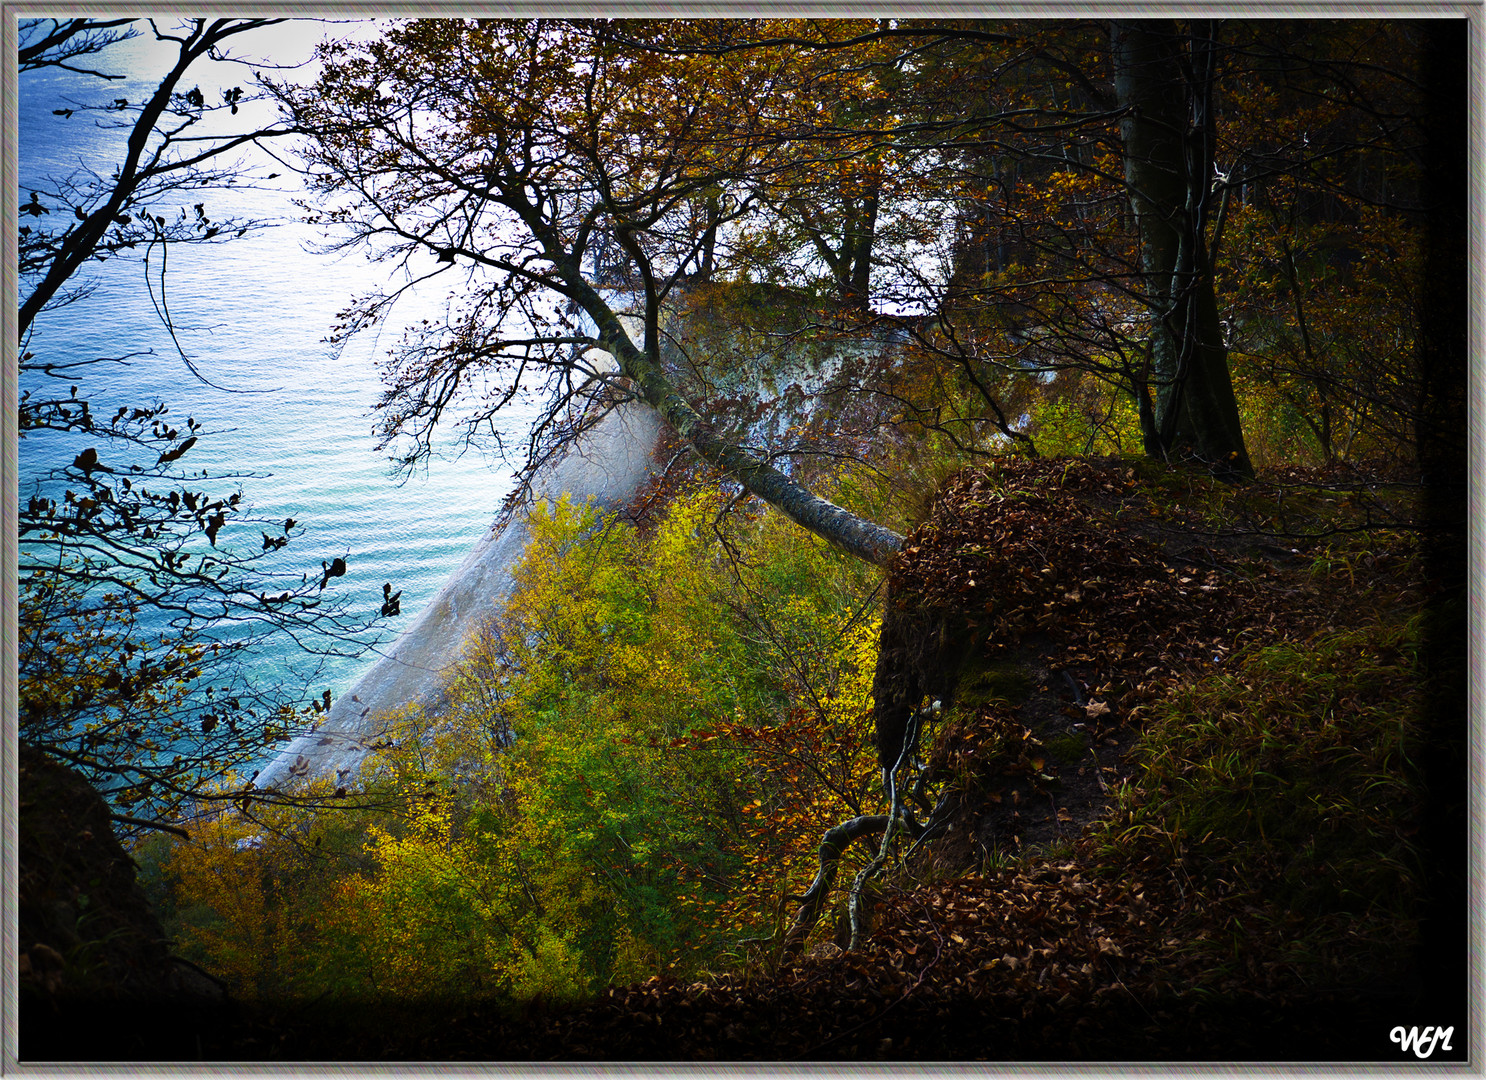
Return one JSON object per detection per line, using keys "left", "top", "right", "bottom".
{"left": 563, "top": 271, "right": 906, "bottom": 567}
{"left": 1112, "top": 20, "right": 1253, "bottom": 479}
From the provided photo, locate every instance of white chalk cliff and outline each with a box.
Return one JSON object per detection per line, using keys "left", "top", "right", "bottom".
{"left": 252, "top": 396, "right": 663, "bottom": 789}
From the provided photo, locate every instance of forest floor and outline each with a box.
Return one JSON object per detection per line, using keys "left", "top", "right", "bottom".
{"left": 204, "top": 456, "right": 1447, "bottom": 1063}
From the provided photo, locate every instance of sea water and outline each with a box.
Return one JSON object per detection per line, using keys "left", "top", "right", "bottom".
{"left": 16, "top": 21, "right": 529, "bottom": 762}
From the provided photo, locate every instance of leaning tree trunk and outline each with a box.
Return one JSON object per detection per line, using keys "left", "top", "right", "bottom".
{"left": 562, "top": 267, "right": 905, "bottom": 567}
{"left": 1112, "top": 20, "right": 1253, "bottom": 479}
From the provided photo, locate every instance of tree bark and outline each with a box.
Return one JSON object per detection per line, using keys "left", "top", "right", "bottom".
{"left": 1112, "top": 20, "right": 1253, "bottom": 478}
{"left": 563, "top": 270, "right": 905, "bottom": 567}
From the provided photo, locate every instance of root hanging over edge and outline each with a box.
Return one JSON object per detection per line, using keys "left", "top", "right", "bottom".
{"left": 782, "top": 698, "right": 957, "bottom": 959}
{"left": 780, "top": 813, "right": 889, "bottom": 961}
{"left": 782, "top": 576, "right": 987, "bottom": 960}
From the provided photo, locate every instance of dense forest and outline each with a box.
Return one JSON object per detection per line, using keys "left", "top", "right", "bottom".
{"left": 15, "top": 17, "right": 1469, "bottom": 1062}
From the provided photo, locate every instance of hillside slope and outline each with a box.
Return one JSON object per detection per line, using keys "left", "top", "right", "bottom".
{"left": 147, "top": 456, "right": 1441, "bottom": 1063}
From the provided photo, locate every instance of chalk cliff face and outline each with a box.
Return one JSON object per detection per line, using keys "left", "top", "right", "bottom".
{"left": 253, "top": 396, "right": 663, "bottom": 789}
{"left": 253, "top": 300, "right": 869, "bottom": 789}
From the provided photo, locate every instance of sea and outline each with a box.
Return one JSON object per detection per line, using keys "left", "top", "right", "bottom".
{"left": 16, "top": 21, "right": 533, "bottom": 760}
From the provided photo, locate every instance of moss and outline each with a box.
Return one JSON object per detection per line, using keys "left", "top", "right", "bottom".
{"left": 955, "top": 659, "right": 1033, "bottom": 711}
{"left": 1043, "top": 732, "right": 1089, "bottom": 764}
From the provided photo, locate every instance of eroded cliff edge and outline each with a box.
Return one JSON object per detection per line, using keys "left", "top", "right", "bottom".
{"left": 253, "top": 399, "right": 664, "bottom": 789}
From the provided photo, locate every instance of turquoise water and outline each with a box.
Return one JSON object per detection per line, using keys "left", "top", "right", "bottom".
{"left": 18, "top": 24, "right": 527, "bottom": 724}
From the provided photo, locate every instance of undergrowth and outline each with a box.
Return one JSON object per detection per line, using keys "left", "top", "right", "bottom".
{"left": 1095, "top": 613, "right": 1424, "bottom": 985}
{"left": 141, "top": 453, "right": 1432, "bottom": 1047}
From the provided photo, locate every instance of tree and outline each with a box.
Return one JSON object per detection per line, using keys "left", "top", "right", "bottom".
{"left": 16, "top": 18, "right": 395, "bottom": 829}
{"left": 20, "top": 19, "right": 279, "bottom": 336}
{"left": 624, "top": 19, "right": 1258, "bottom": 474}
{"left": 276, "top": 18, "right": 905, "bottom": 567}
{"left": 1208, "top": 21, "right": 1430, "bottom": 468}
{"left": 274, "top": 16, "right": 1448, "bottom": 837}
{"left": 834, "top": 18, "right": 1433, "bottom": 474}
{"left": 161, "top": 483, "right": 884, "bottom": 998}
{"left": 1109, "top": 20, "right": 1253, "bottom": 475}
{"left": 728, "top": 25, "right": 903, "bottom": 318}
{"left": 873, "top": 20, "right": 1255, "bottom": 473}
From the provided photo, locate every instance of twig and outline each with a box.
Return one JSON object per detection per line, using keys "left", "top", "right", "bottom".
{"left": 110, "top": 813, "right": 190, "bottom": 839}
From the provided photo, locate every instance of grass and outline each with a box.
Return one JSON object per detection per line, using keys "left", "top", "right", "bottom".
{"left": 1090, "top": 613, "right": 1425, "bottom": 986}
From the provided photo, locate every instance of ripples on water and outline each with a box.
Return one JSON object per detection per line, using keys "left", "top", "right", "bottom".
{"left": 18, "top": 23, "right": 530, "bottom": 748}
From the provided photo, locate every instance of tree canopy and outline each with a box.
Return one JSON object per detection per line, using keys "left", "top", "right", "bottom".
{"left": 274, "top": 17, "right": 1436, "bottom": 571}
{"left": 17, "top": 16, "right": 1464, "bottom": 1059}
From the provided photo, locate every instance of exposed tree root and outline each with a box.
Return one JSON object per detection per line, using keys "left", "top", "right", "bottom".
{"left": 848, "top": 706, "right": 924, "bottom": 950}
{"left": 781, "top": 813, "right": 889, "bottom": 960}
{"left": 784, "top": 699, "right": 956, "bottom": 958}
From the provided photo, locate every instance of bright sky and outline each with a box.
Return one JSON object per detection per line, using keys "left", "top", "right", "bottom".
{"left": 93, "top": 17, "right": 384, "bottom": 83}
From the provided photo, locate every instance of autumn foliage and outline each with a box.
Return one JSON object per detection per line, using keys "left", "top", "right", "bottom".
{"left": 160, "top": 481, "right": 886, "bottom": 1003}
{"left": 38, "top": 16, "right": 1458, "bottom": 1060}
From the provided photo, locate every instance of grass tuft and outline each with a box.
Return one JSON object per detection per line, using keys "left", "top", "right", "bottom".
{"left": 1091, "top": 616, "right": 1424, "bottom": 985}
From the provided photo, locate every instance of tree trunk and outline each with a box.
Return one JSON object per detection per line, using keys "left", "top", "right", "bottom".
{"left": 1112, "top": 20, "right": 1253, "bottom": 478}
{"left": 843, "top": 186, "right": 879, "bottom": 315}
{"left": 564, "top": 271, "right": 905, "bottom": 567}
